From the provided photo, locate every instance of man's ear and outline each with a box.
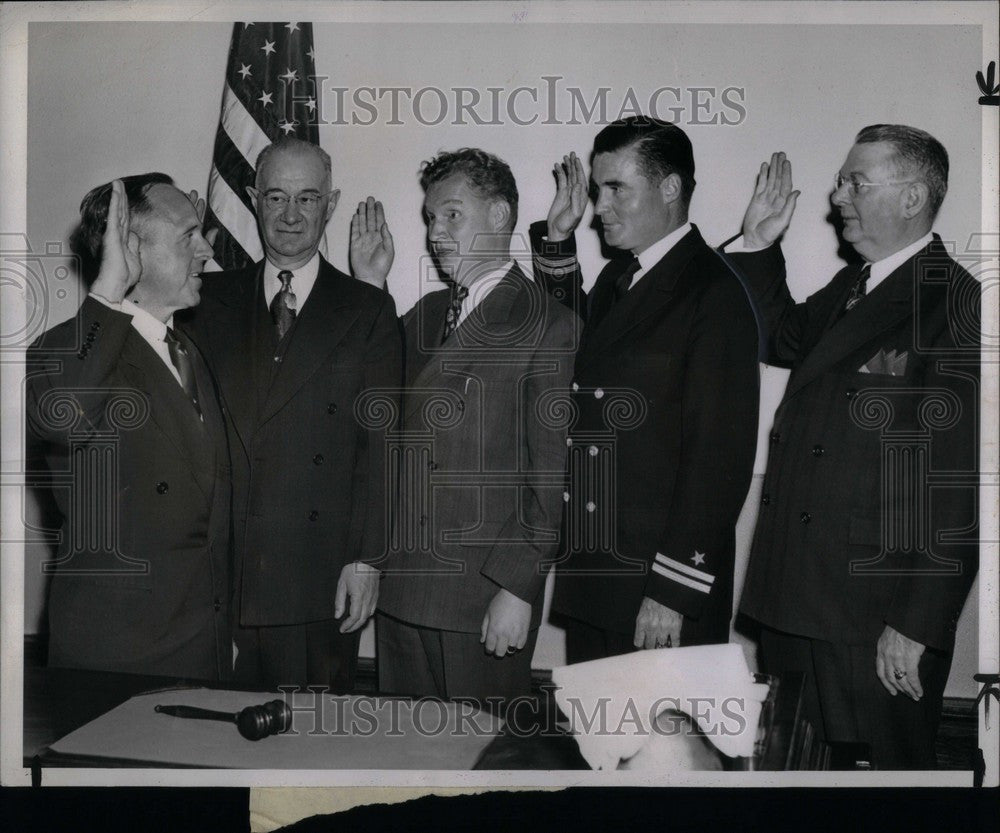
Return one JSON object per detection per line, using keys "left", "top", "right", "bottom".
{"left": 901, "top": 181, "right": 929, "bottom": 219}
{"left": 326, "top": 189, "right": 341, "bottom": 220}
{"left": 245, "top": 186, "right": 259, "bottom": 216}
{"left": 659, "top": 172, "right": 682, "bottom": 206}
{"left": 490, "top": 199, "right": 511, "bottom": 231}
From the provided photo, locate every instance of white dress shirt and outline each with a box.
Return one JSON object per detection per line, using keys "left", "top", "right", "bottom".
{"left": 89, "top": 293, "right": 182, "bottom": 387}
{"left": 625, "top": 222, "right": 694, "bottom": 293}
{"left": 263, "top": 253, "right": 321, "bottom": 312}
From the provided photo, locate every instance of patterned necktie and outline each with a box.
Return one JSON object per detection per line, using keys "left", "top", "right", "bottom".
{"left": 613, "top": 257, "right": 642, "bottom": 302}
{"left": 841, "top": 263, "right": 870, "bottom": 316}
{"left": 164, "top": 327, "right": 202, "bottom": 418}
{"left": 270, "top": 270, "right": 297, "bottom": 339}
{"left": 441, "top": 284, "right": 469, "bottom": 343}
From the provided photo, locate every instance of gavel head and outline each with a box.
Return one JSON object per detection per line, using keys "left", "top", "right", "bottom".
{"left": 236, "top": 699, "right": 293, "bottom": 741}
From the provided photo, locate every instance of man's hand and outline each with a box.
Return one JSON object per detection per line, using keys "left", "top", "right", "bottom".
{"left": 876, "top": 625, "right": 925, "bottom": 701}
{"left": 90, "top": 180, "right": 142, "bottom": 303}
{"left": 185, "top": 189, "right": 219, "bottom": 248}
{"left": 741, "top": 151, "right": 800, "bottom": 250}
{"left": 350, "top": 197, "right": 394, "bottom": 288}
{"left": 480, "top": 588, "right": 531, "bottom": 658}
{"left": 547, "top": 152, "right": 587, "bottom": 243}
{"left": 334, "top": 561, "right": 380, "bottom": 633}
{"left": 634, "top": 597, "right": 682, "bottom": 650}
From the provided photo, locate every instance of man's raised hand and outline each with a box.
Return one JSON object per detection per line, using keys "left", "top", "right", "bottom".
{"left": 547, "top": 152, "right": 587, "bottom": 243}
{"left": 91, "top": 180, "right": 142, "bottom": 303}
{"left": 350, "top": 197, "right": 394, "bottom": 289}
{"left": 741, "top": 152, "right": 799, "bottom": 250}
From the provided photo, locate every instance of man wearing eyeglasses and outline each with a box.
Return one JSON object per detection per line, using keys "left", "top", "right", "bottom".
{"left": 725, "top": 125, "right": 980, "bottom": 768}
{"left": 181, "top": 137, "right": 402, "bottom": 692}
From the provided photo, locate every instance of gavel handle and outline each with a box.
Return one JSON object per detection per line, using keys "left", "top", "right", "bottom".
{"left": 154, "top": 704, "right": 236, "bottom": 724}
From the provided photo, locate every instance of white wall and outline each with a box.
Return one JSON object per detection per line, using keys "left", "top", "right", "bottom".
{"left": 21, "top": 18, "right": 986, "bottom": 696}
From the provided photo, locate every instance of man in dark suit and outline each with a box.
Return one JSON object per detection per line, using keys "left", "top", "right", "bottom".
{"left": 27, "top": 175, "right": 232, "bottom": 680}
{"left": 529, "top": 117, "right": 760, "bottom": 660}
{"left": 727, "top": 125, "right": 979, "bottom": 768}
{"left": 181, "top": 137, "right": 401, "bottom": 692}
{"left": 358, "top": 149, "right": 578, "bottom": 702}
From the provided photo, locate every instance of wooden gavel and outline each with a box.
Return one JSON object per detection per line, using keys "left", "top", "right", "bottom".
{"left": 154, "top": 699, "right": 293, "bottom": 741}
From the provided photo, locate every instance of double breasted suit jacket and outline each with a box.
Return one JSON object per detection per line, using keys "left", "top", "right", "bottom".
{"left": 728, "top": 238, "right": 980, "bottom": 652}
{"left": 26, "top": 297, "right": 232, "bottom": 680}
{"left": 377, "top": 265, "right": 580, "bottom": 633}
{"left": 530, "top": 224, "right": 760, "bottom": 644}
{"left": 180, "top": 257, "right": 402, "bottom": 627}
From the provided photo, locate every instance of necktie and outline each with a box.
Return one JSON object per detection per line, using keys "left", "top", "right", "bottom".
{"left": 270, "top": 270, "right": 297, "bottom": 339}
{"left": 164, "top": 327, "right": 202, "bottom": 418}
{"left": 841, "top": 263, "right": 870, "bottom": 317}
{"left": 614, "top": 257, "right": 642, "bottom": 302}
{"left": 441, "top": 284, "right": 469, "bottom": 343}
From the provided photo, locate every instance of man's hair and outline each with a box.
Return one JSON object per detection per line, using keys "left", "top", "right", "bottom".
{"left": 591, "top": 116, "right": 697, "bottom": 206}
{"left": 418, "top": 148, "right": 519, "bottom": 231}
{"left": 855, "top": 124, "right": 949, "bottom": 219}
{"left": 69, "top": 172, "right": 174, "bottom": 285}
{"left": 255, "top": 137, "right": 332, "bottom": 188}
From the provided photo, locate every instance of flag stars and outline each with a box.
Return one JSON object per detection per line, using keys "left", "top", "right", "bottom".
{"left": 261, "top": 40, "right": 276, "bottom": 56}
{"left": 306, "top": 46, "right": 316, "bottom": 62}
{"left": 285, "top": 22, "right": 300, "bottom": 33}
{"left": 691, "top": 551, "right": 706, "bottom": 566}
{"left": 278, "top": 119, "right": 298, "bottom": 134}
{"left": 305, "top": 98, "right": 317, "bottom": 112}
{"left": 258, "top": 90, "right": 273, "bottom": 107}
{"left": 237, "top": 63, "right": 252, "bottom": 80}
{"left": 279, "top": 68, "right": 299, "bottom": 84}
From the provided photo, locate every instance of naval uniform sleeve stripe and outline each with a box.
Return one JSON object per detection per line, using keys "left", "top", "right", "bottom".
{"left": 535, "top": 254, "right": 577, "bottom": 271}
{"left": 654, "top": 553, "right": 715, "bottom": 584}
{"left": 651, "top": 561, "right": 712, "bottom": 594}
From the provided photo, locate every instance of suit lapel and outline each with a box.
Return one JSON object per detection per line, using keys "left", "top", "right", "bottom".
{"left": 259, "top": 259, "right": 360, "bottom": 425}
{"left": 783, "top": 253, "right": 919, "bottom": 401}
{"left": 576, "top": 226, "right": 703, "bottom": 371}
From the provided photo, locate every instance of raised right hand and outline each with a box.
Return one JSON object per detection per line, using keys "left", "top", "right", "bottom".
{"left": 741, "top": 152, "right": 800, "bottom": 250}
{"left": 350, "top": 196, "right": 394, "bottom": 289}
{"left": 547, "top": 152, "right": 587, "bottom": 243}
{"left": 90, "top": 180, "right": 142, "bottom": 303}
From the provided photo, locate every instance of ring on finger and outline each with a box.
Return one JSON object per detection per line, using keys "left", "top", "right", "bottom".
{"left": 892, "top": 669, "right": 906, "bottom": 681}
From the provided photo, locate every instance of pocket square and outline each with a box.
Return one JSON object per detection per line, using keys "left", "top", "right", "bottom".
{"left": 859, "top": 348, "right": 908, "bottom": 376}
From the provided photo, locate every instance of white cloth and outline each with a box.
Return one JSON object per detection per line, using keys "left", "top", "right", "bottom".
{"left": 626, "top": 222, "right": 693, "bottom": 293}
{"left": 263, "top": 253, "right": 321, "bottom": 312}
{"left": 550, "top": 643, "right": 770, "bottom": 770}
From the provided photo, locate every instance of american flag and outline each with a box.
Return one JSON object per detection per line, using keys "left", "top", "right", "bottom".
{"left": 204, "top": 22, "right": 320, "bottom": 271}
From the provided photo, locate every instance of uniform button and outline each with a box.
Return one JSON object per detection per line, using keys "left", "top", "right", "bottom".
{"left": 327, "top": 403, "right": 338, "bottom": 414}
{"left": 563, "top": 491, "right": 570, "bottom": 503}
{"left": 566, "top": 437, "right": 573, "bottom": 447}
{"left": 213, "top": 598, "right": 222, "bottom": 612}
{"left": 812, "top": 445, "right": 824, "bottom": 457}
{"left": 588, "top": 445, "right": 598, "bottom": 457}
{"left": 308, "top": 510, "right": 319, "bottom": 521}
{"left": 586, "top": 501, "right": 596, "bottom": 513}
{"left": 273, "top": 356, "right": 282, "bottom": 363}
{"left": 594, "top": 388, "right": 604, "bottom": 399}
{"left": 770, "top": 432, "right": 781, "bottom": 444}
{"left": 313, "top": 454, "right": 324, "bottom": 465}
{"left": 800, "top": 512, "right": 811, "bottom": 524}
{"left": 761, "top": 493, "right": 771, "bottom": 505}
{"left": 156, "top": 481, "right": 169, "bottom": 494}
{"left": 571, "top": 382, "right": 579, "bottom": 393}
{"left": 845, "top": 388, "right": 858, "bottom": 400}
{"left": 428, "top": 461, "right": 439, "bottom": 471}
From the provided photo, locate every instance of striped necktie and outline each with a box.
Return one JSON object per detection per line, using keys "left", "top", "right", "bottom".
{"left": 164, "top": 327, "right": 203, "bottom": 418}
{"left": 270, "top": 270, "right": 297, "bottom": 339}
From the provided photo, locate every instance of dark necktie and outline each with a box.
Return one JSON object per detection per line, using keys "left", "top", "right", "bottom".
{"left": 840, "top": 263, "right": 870, "bottom": 317}
{"left": 270, "top": 270, "right": 297, "bottom": 339}
{"left": 441, "top": 284, "right": 469, "bottom": 343}
{"left": 613, "top": 257, "right": 642, "bottom": 303}
{"left": 164, "top": 327, "right": 202, "bottom": 418}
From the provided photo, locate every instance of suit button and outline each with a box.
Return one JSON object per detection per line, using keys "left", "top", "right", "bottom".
{"left": 85, "top": 333, "right": 96, "bottom": 343}
{"left": 93, "top": 321, "right": 101, "bottom": 330}
{"left": 428, "top": 461, "right": 439, "bottom": 471}
{"left": 770, "top": 432, "right": 781, "bottom": 444}
{"left": 812, "top": 445, "right": 824, "bottom": 457}
{"left": 563, "top": 491, "right": 570, "bottom": 503}
{"left": 308, "top": 510, "right": 319, "bottom": 521}
{"left": 845, "top": 388, "right": 858, "bottom": 400}
{"left": 77, "top": 352, "right": 86, "bottom": 360}
{"left": 566, "top": 437, "right": 573, "bottom": 447}
{"left": 588, "top": 445, "right": 598, "bottom": 457}
{"left": 313, "top": 454, "right": 324, "bottom": 465}
{"left": 327, "top": 403, "right": 338, "bottom": 414}
{"left": 586, "top": 501, "right": 596, "bottom": 513}
{"left": 594, "top": 388, "right": 604, "bottom": 399}
{"left": 571, "top": 382, "right": 579, "bottom": 393}
{"left": 800, "top": 512, "right": 811, "bottom": 524}
{"left": 761, "top": 493, "right": 771, "bottom": 505}
{"left": 156, "top": 481, "right": 169, "bottom": 494}
{"left": 214, "top": 598, "right": 222, "bottom": 612}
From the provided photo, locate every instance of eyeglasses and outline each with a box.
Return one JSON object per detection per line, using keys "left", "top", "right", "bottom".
{"left": 834, "top": 173, "right": 916, "bottom": 197}
{"left": 253, "top": 189, "right": 334, "bottom": 212}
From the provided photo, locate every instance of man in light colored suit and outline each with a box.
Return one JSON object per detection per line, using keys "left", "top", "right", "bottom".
{"left": 361, "top": 149, "right": 578, "bottom": 703}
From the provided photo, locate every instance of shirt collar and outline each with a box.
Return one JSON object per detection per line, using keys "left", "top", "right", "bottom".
{"left": 264, "top": 252, "right": 321, "bottom": 304}
{"left": 634, "top": 222, "right": 693, "bottom": 275}
{"left": 867, "top": 232, "right": 934, "bottom": 291}
{"left": 121, "top": 298, "right": 171, "bottom": 342}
